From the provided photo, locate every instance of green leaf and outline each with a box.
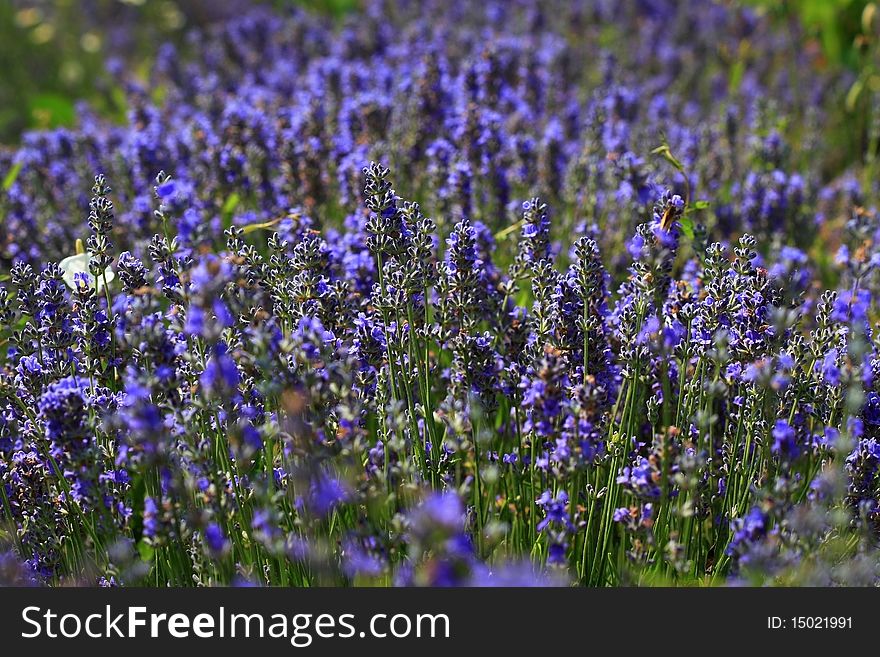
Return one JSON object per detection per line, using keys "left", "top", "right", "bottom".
{"left": 678, "top": 215, "right": 695, "bottom": 240}
{"left": 221, "top": 192, "right": 241, "bottom": 230}
{"left": 137, "top": 539, "right": 154, "bottom": 563}
{"left": 29, "top": 92, "right": 76, "bottom": 129}
{"left": 847, "top": 77, "right": 865, "bottom": 112}
{"left": 728, "top": 59, "right": 745, "bottom": 93}
{"left": 651, "top": 144, "right": 685, "bottom": 173}
{"left": 222, "top": 193, "right": 241, "bottom": 215}
{"left": 2, "top": 161, "right": 22, "bottom": 191}
{"left": 242, "top": 215, "right": 285, "bottom": 234}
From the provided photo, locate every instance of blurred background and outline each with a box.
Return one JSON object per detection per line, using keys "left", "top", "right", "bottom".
{"left": 0, "top": 0, "right": 356, "bottom": 143}
{"left": 0, "top": 0, "right": 876, "bottom": 161}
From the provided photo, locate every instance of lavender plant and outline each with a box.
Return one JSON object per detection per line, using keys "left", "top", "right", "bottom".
{"left": 1, "top": 0, "right": 879, "bottom": 587}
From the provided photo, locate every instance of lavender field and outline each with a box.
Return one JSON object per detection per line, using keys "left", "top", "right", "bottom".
{"left": 1, "top": 0, "right": 880, "bottom": 587}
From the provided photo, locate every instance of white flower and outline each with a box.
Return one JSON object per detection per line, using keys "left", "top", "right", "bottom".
{"left": 59, "top": 252, "right": 115, "bottom": 291}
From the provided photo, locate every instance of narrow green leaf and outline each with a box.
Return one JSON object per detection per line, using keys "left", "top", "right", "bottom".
{"left": 222, "top": 192, "right": 240, "bottom": 215}
{"left": 242, "top": 215, "right": 285, "bottom": 234}
{"left": 678, "top": 215, "right": 695, "bottom": 239}
{"left": 728, "top": 59, "right": 745, "bottom": 93}
{"left": 222, "top": 192, "right": 241, "bottom": 229}
{"left": 651, "top": 144, "right": 685, "bottom": 173}
{"left": 2, "top": 161, "right": 22, "bottom": 191}
{"left": 137, "top": 539, "right": 155, "bottom": 563}
{"left": 847, "top": 78, "right": 865, "bottom": 112}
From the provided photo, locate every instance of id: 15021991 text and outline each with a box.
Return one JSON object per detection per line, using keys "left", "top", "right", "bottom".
{"left": 767, "top": 617, "right": 852, "bottom": 630}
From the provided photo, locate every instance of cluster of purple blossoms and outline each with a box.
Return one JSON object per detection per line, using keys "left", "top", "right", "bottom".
{"left": 0, "top": 0, "right": 879, "bottom": 587}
